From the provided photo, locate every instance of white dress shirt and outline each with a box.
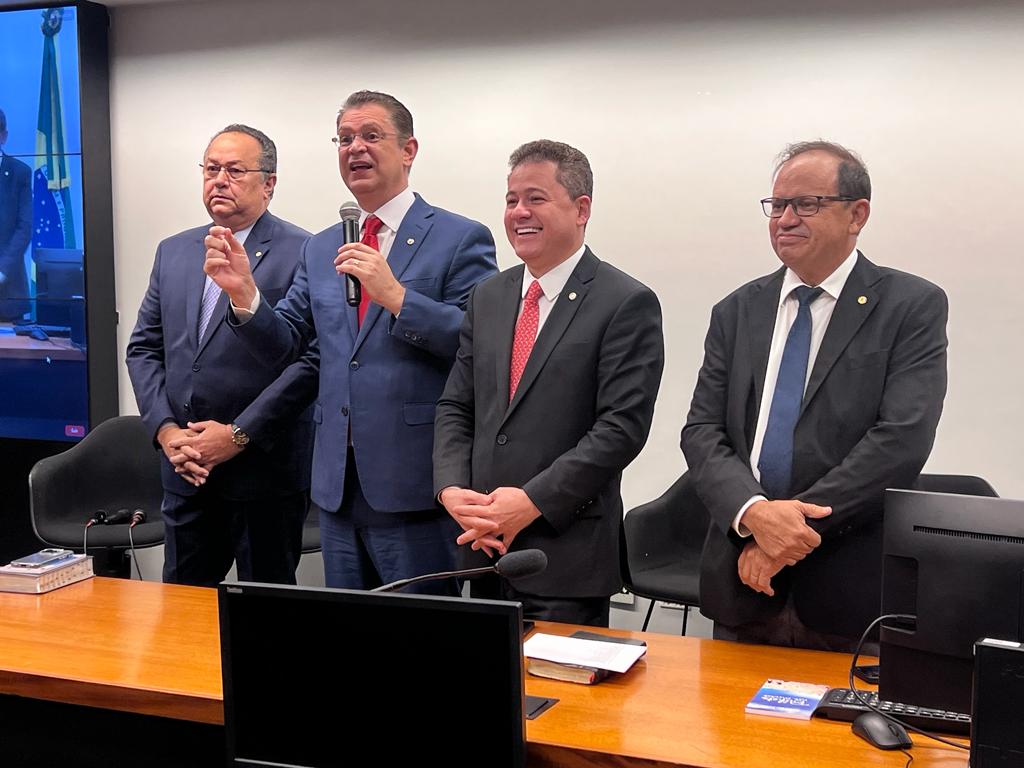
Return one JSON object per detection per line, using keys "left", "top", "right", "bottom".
{"left": 233, "top": 187, "right": 416, "bottom": 319}
{"left": 516, "top": 244, "right": 586, "bottom": 336}
{"left": 733, "top": 247, "right": 859, "bottom": 534}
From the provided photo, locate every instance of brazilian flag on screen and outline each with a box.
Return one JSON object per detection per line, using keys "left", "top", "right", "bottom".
{"left": 33, "top": 7, "right": 75, "bottom": 250}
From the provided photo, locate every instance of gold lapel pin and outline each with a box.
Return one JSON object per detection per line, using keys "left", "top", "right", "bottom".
{"left": 254, "top": 251, "right": 263, "bottom": 259}
{"left": 857, "top": 295, "right": 868, "bottom": 305}
{"left": 568, "top": 291, "right": 578, "bottom": 301}
{"left": 407, "top": 238, "right": 415, "bottom": 245}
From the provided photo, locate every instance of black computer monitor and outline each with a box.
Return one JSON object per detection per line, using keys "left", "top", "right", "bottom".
{"left": 33, "top": 248, "right": 85, "bottom": 335}
{"left": 880, "top": 489, "right": 1024, "bottom": 714}
{"left": 219, "top": 583, "right": 526, "bottom": 768}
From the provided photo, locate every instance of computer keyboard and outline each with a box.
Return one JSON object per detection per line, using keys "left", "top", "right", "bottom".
{"left": 814, "top": 688, "right": 971, "bottom": 736}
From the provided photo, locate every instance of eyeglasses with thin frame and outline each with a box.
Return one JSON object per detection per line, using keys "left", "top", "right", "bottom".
{"left": 200, "top": 163, "right": 272, "bottom": 182}
{"left": 331, "top": 131, "right": 392, "bottom": 149}
{"left": 760, "top": 195, "right": 858, "bottom": 218}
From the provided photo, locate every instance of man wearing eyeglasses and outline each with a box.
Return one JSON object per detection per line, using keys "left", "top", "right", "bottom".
{"left": 682, "top": 141, "right": 947, "bottom": 650}
{"left": 204, "top": 91, "right": 496, "bottom": 593}
{"left": 127, "top": 124, "right": 315, "bottom": 586}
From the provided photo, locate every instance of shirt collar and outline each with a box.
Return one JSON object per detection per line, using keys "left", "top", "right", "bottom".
{"left": 361, "top": 187, "right": 416, "bottom": 234}
{"left": 522, "top": 244, "right": 586, "bottom": 301}
{"left": 780, "top": 247, "right": 859, "bottom": 303}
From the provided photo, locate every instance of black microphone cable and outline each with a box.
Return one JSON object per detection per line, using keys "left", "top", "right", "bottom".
{"left": 127, "top": 509, "right": 146, "bottom": 580}
{"left": 83, "top": 509, "right": 108, "bottom": 555}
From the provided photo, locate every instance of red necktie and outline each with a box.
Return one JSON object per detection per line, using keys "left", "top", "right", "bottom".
{"left": 509, "top": 280, "right": 544, "bottom": 401}
{"left": 358, "top": 215, "right": 384, "bottom": 326}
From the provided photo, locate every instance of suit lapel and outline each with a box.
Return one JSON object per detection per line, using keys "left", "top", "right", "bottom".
{"left": 505, "top": 248, "right": 598, "bottom": 419}
{"left": 197, "top": 213, "right": 275, "bottom": 356}
{"left": 493, "top": 266, "right": 525, "bottom": 408}
{"left": 0, "top": 156, "right": 10, "bottom": 204}
{"left": 747, "top": 268, "right": 786, "bottom": 409}
{"left": 352, "top": 195, "right": 432, "bottom": 356}
{"left": 801, "top": 252, "right": 881, "bottom": 413}
{"left": 186, "top": 230, "right": 208, "bottom": 352}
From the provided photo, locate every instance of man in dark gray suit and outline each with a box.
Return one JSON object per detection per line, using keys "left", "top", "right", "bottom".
{"left": 0, "top": 107, "right": 32, "bottom": 323}
{"left": 434, "top": 140, "right": 664, "bottom": 626}
{"left": 682, "top": 141, "right": 947, "bottom": 650}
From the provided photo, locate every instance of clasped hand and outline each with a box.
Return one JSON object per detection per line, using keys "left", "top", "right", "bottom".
{"left": 439, "top": 486, "right": 542, "bottom": 559}
{"left": 158, "top": 420, "right": 242, "bottom": 487}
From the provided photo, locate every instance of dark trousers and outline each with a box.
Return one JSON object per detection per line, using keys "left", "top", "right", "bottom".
{"left": 320, "top": 449, "right": 459, "bottom": 596}
{"left": 161, "top": 488, "right": 307, "bottom": 587}
{"left": 713, "top": 594, "right": 879, "bottom": 655}
{"left": 471, "top": 574, "right": 610, "bottom": 627}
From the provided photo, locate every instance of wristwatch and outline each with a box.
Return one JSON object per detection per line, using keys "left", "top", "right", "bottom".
{"left": 230, "top": 423, "right": 250, "bottom": 447}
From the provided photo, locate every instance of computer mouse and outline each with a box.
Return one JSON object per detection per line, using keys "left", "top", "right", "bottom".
{"left": 852, "top": 711, "right": 913, "bottom": 750}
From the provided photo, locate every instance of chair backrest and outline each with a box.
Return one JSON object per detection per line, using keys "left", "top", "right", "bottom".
{"left": 912, "top": 473, "right": 998, "bottom": 498}
{"left": 29, "top": 415, "right": 164, "bottom": 549}
{"left": 621, "top": 471, "right": 709, "bottom": 587}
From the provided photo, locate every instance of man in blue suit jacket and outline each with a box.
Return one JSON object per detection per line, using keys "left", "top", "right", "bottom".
{"left": 204, "top": 92, "right": 496, "bottom": 592}
{"left": 0, "top": 108, "right": 32, "bottom": 323}
{"left": 127, "top": 125, "right": 315, "bottom": 586}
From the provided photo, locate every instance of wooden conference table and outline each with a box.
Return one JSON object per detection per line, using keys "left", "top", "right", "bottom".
{"left": 0, "top": 577, "right": 968, "bottom": 767}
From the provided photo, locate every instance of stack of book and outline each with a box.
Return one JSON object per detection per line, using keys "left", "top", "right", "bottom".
{"left": 524, "top": 631, "right": 647, "bottom": 685}
{"left": 0, "top": 554, "right": 94, "bottom": 594}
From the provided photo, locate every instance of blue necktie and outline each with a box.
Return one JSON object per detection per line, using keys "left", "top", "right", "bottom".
{"left": 757, "top": 285, "right": 823, "bottom": 500}
{"left": 197, "top": 277, "right": 222, "bottom": 343}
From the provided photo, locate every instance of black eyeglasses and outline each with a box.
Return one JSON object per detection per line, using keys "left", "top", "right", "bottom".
{"left": 201, "top": 163, "right": 272, "bottom": 182}
{"left": 331, "top": 131, "right": 392, "bottom": 149}
{"left": 760, "top": 195, "right": 857, "bottom": 218}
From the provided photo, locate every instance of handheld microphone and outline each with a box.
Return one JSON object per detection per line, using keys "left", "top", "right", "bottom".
{"left": 103, "top": 508, "right": 133, "bottom": 525}
{"left": 371, "top": 549, "right": 548, "bottom": 593}
{"left": 129, "top": 509, "right": 146, "bottom": 528}
{"left": 339, "top": 201, "right": 361, "bottom": 307}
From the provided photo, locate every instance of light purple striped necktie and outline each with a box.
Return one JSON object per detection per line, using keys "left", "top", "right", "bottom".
{"left": 197, "top": 277, "right": 223, "bottom": 342}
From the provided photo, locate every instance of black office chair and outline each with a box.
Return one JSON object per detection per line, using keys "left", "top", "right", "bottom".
{"left": 28, "top": 415, "right": 165, "bottom": 577}
{"left": 912, "top": 473, "right": 998, "bottom": 497}
{"left": 622, "top": 472, "right": 709, "bottom": 635}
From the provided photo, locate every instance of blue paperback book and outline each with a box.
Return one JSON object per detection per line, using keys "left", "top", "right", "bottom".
{"left": 745, "top": 679, "right": 830, "bottom": 720}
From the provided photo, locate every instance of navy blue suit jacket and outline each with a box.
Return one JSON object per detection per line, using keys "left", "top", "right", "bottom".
{"left": 127, "top": 211, "right": 315, "bottom": 500}
{"left": 0, "top": 153, "right": 32, "bottom": 320}
{"left": 231, "top": 194, "right": 496, "bottom": 514}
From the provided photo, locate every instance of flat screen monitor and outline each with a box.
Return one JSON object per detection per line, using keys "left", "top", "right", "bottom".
{"left": 219, "top": 583, "right": 526, "bottom": 768}
{"left": 880, "top": 489, "right": 1024, "bottom": 714}
{"left": 0, "top": 2, "right": 116, "bottom": 443}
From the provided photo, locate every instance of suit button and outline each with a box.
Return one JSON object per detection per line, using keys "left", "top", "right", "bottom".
{"left": 192, "top": 364, "right": 200, "bottom": 372}
{"left": 341, "top": 406, "right": 349, "bottom": 417}
{"left": 183, "top": 403, "right": 191, "bottom": 412}
{"left": 350, "top": 361, "right": 359, "bottom": 370}
{"left": 496, "top": 434, "right": 508, "bottom": 445}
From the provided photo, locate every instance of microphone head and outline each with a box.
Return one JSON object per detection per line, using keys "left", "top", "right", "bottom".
{"left": 493, "top": 549, "right": 548, "bottom": 582}
{"left": 338, "top": 201, "right": 360, "bottom": 222}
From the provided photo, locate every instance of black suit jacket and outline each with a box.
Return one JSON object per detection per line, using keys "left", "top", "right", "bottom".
{"left": 682, "top": 252, "right": 947, "bottom": 638}
{"left": 434, "top": 248, "right": 664, "bottom": 597}
{"left": 126, "top": 211, "right": 316, "bottom": 500}
{"left": 0, "top": 153, "right": 32, "bottom": 321}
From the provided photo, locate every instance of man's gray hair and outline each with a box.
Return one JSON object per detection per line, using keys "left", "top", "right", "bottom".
{"left": 209, "top": 123, "right": 277, "bottom": 176}
{"left": 775, "top": 140, "right": 871, "bottom": 201}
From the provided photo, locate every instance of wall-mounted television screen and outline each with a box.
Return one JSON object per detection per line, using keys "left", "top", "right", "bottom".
{"left": 0, "top": 2, "right": 116, "bottom": 442}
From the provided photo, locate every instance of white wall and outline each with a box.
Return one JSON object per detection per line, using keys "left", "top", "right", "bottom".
{"left": 109, "top": 0, "right": 1024, "bottom": 509}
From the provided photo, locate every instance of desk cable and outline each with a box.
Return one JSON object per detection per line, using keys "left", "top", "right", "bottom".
{"left": 849, "top": 614, "right": 970, "bottom": 754}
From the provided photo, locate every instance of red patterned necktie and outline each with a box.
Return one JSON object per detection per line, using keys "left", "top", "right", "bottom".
{"left": 358, "top": 214, "right": 384, "bottom": 326}
{"left": 509, "top": 280, "right": 544, "bottom": 401}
